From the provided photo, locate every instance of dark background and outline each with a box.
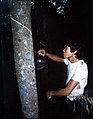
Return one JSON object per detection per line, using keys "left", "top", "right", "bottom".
{"left": 0, "top": 0, "right": 93, "bottom": 119}
{"left": 0, "top": 1, "right": 22, "bottom": 119}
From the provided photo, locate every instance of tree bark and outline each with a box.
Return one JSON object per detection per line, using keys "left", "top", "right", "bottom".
{"left": 9, "top": 1, "right": 39, "bottom": 118}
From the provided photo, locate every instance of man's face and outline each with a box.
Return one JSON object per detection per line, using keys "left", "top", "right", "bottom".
{"left": 63, "top": 45, "right": 74, "bottom": 58}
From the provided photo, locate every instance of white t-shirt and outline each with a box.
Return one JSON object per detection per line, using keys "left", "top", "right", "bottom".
{"left": 64, "top": 59, "right": 88, "bottom": 101}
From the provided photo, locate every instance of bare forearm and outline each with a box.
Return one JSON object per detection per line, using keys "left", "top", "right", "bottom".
{"left": 46, "top": 88, "right": 69, "bottom": 99}
{"left": 47, "top": 80, "right": 79, "bottom": 99}
{"left": 50, "top": 89, "right": 68, "bottom": 97}
{"left": 46, "top": 52, "right": 64, "bottom": 62}
{"left": 38, "top": 49, "right": 64, "bottom": 62}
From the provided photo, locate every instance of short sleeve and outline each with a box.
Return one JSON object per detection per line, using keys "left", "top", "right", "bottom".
{"left": 64, "top": 59, "right": 70, "bottom": 65}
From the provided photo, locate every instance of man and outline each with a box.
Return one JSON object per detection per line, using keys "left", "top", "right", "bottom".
{"left": 38, "top": 40, "right": 88, "bottom": 119}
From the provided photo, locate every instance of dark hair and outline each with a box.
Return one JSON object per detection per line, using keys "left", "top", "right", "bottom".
{"left": 65, "top": 40, "right": 85, "bottom": 59}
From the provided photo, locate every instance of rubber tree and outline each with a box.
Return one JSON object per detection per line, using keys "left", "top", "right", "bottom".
{"left": 9, "top": 0, "right": 39, "bottom": 118}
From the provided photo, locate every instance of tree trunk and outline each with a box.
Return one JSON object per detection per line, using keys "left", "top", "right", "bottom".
{"left": 9, "top": 1, "right": 39, "bottom": 118}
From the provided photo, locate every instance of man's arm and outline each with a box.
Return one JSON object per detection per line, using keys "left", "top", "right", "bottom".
{"left": 38, "top": 49, "right": 64, "bottom": 62}
{"left": 46, "top": 79, "right": 79, "bottom": 99}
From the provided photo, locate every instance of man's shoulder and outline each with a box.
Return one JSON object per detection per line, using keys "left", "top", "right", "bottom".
{"left": 64, "top": 58, "right": 70, "bottom": 65}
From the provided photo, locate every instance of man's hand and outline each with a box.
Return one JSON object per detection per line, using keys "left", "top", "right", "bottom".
{"left": 46, "top": 91, "right": 52, "bottom": 99}
{"left": 38, "top": 49, "right": 46, "bottom": 56}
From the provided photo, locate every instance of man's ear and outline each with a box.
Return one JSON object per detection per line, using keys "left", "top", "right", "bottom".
{"left": 73, "top": 50, "right": 77, "bottom": 55}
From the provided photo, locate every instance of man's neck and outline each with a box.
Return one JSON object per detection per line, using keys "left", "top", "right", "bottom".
{"left": 69, "top": 56, "right": 79, "bottom": 63}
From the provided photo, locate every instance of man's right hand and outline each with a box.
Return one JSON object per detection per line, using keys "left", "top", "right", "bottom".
{"left": 38, "top": 49, "right": 46, "bottom": 56}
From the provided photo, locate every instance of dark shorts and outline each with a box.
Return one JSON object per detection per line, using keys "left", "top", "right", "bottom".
{"left": 66, "top": 97, "right": 89, "bottom": 119}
